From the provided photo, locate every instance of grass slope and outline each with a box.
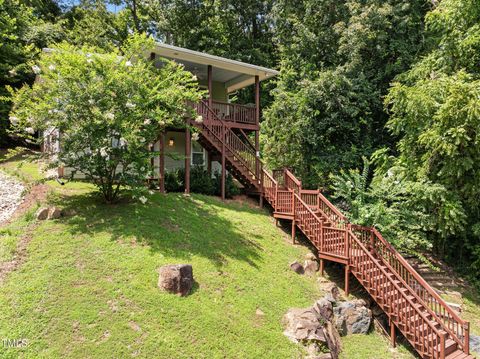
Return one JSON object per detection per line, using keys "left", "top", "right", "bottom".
{"left": 0, "top": 164, "right": 323, "bottom": 358}
{"left": 0, "top": 157, "right": 464, "bottom": 358}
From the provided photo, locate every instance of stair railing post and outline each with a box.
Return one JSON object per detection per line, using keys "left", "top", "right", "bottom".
{"left": 259, "top": 165, "right": 264, "bottom": 208}
{"left": 370, "top": 229, "right": 375, "bottom": 253}
{"left": 291, "top": 190, "right": 296, "bottom": 244}
{"left": 221, "top": 122, "right": 226, "bottom": 200}
{"left": 345, "top": 223, "right": 351, "bottom": 260}
{"left": 275, "top": 181, "right": 278, "bottom": 212}
{"left": 319, "top": 216, "right": 323, "bottom": 254}
{"left": 465, "top": 322, "right": 470, "bottom": 355}
{"left": 440, "top": 332, "right": 446, "bottom": 359}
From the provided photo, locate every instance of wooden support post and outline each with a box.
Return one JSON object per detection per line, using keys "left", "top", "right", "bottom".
{"left": 185, "top": 125, "right": 191, "bottom": 195}
{"left": 207, "top": 152, "right": 212, "bottom": 176}
{"left": 344, "top": 265, "right": 350, "bottom": 297}
{"left": 259, "top": 170, "right": 264, "bottom": 208}
{"left": 465, "top": 322, "right": 470, "bottom": 355}
{"left": 221, "top": 125, "right": 226, "bottom": 200}
{"left": 291, "top": 191, "right": 296, "bottom": 244}
{"left": 320, "top": 259, "right": 324, "bottom": 276}
{"left": 159, "top": 131, "right": 165, "bottom": 193}
{"left": 255, "top": 75, "right": 260, "bottom": 178}
{"left": 291, "top": 220, "right": 296, "bottom": 244}
{"left": 390, "top": 320, "right": 396, "bottom": 348}
{"left": 207, "top": 65, "right": 213, "bottom": 112}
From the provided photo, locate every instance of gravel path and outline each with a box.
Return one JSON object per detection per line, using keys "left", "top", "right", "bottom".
{"left": 0, "top": 171, "right": 25, "bottom": 224}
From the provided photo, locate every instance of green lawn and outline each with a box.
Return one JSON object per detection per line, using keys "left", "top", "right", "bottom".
{"left": 0, "top": 158, "right": 423, "bottom": 358}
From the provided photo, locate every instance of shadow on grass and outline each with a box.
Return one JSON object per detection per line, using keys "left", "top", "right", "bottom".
{"left": 51, "top": 191, "right": 265, "bottom": 269}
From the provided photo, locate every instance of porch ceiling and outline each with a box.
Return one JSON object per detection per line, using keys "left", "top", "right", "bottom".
{"left": 153, "top": 43, "right": 279, "bottom": 93}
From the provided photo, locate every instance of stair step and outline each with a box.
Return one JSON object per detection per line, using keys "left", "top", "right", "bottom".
{"left": 436, "top": 339, "right": 458, "bottom": 356}
{"left": 446, "top": 350, "right": 475, "bottom": 359}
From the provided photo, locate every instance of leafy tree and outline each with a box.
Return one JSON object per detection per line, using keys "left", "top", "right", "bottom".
{"left": 8, "top": 34, "right": 202, "bottom": 203}
{"left": 384, "top": 0, "right": 480, "bottom": 277}
{"left": 0, "top": 0, "right": 37, "bottom": 147}
{"left": 262, "top": 0, "right": 428, "bottom": 187}
{"left": 62, "top": 0, "right": 124, "bottom": 51}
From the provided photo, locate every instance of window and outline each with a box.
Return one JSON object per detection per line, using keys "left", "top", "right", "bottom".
{"left": 191, "top": 141, "right": 205, "bottom": 166}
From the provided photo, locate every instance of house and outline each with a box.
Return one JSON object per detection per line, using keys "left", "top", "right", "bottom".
{"left": 148, "top": 43, "right": 279, "bottom": 199}
{"left": 49, "top": 43, "right": 279, "bottom": 200}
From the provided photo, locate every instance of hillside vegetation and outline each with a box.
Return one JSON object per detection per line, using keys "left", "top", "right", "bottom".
{"left": 0, "top": 158, "right": 418, "bottom": 358}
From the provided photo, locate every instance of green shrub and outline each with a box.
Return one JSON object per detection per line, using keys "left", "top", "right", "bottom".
{"left": 164, "top": 166, "right": 240, "bottom": 198}
{"left": 165, "top": 169, "right": 184, "bottom": 193}
{"left": 214, "top": 171, "right": 240, "bottom": 198}
{"left": 190, "top": 166, "right": 215, "bottom": 195}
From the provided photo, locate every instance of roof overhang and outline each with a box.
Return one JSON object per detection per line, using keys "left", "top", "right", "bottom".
{"left": 153, "top": 43, "right": 279, "bottom": 93}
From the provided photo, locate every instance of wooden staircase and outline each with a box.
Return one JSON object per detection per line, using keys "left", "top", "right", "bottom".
{"left": 192, "top": 100, "right": 473, "bottom": 359}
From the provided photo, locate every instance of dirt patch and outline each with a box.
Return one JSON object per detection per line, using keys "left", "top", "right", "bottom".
{"left": 8, "top": 183, "right": 50, "bottom": 223}
{"left": 407, "top": 254, "right": 471, "bottom": 293}
{"left": 0, "top": 222, "right": 38, "bottom": 284}
{"left": 0, "top": 182, "right": 50, "bottom": 283}
{"left": 227, "top": 194, "right": 260, "bottom": 208}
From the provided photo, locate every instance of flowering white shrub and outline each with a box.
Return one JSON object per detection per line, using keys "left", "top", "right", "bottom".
{"left": 9, "top": 34, "right": 202, "bottom": 203}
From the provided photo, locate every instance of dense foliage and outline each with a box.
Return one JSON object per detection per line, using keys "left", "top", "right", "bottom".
{"left": 2, "top": 0, "right": 480, "bottom": 280}
{"left": 383, "top": 0, "right": 480, "bottom": 279}
{"left": 262, "top": 0, "right": 428, "bottom": 188}
{"left": 8, "top": 34, "right": 201, "bottom": 202}
{"left": 329, "top": 0, "right": 480, "bottom": 283}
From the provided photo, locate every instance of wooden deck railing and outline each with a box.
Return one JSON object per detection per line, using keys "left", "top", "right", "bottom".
{"left": 210, "top": 100, "right": 256, "bottom": 125}
{"left": 349, "top": 231, "right": 448, "bottom": 359}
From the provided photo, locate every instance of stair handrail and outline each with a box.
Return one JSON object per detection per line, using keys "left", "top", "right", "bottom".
{"left": 294, "top": 192, "right": 324, "bottom": 224}
{"left": 284, "top": 168, "right": 302, "bottom": 193}
{"left": 194, "top": 100, "right": 262, "bottom": 181}
{"left": 317, "top": 191, "right": 348, "bottom": 228}
{"left": 348, "top": 229, "right": 447, "bottom": 358}
{"left": 365, "top": 228, "right": 467, "bottom": 352}
{"left": 369, "top": 227, "right": 469, "bottom": 352}
{"left": 262, "top": 169, "right": 277, "bottom": 186}
{"left": 238, "top": 129, "right": 256, "bottom": 151}
{"left": 262, "top": 169, "right": 278, "bottom": 203}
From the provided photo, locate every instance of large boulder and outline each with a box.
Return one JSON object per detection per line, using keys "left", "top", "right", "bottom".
{"left": 318, "top": 280, "right": 340, "bottom": 302}
{"left": 47, "top": 206, "right": 62, "bottom": 220}
{"left": 304, "top": 259, "right": 319, "bottom": 275}
{"left": 313, "top": 297, "right": 334, "bottom": 322}
{"left": 290, "top": 261, "right": 305, "bottom": 275}
{"left": 283, "top": 307, "right": 326, "bottom": 343}
{"left": 35, "top": 207, "right": 49, "bottom": 220}
{"left": 282, "top": 303, "right": 341, "bottom": 359}
{"left": 333, "top": 299, "right": 372, "bottom": 336}
{"left": 157, "top": 264, "right": 194, "bottom": 296}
